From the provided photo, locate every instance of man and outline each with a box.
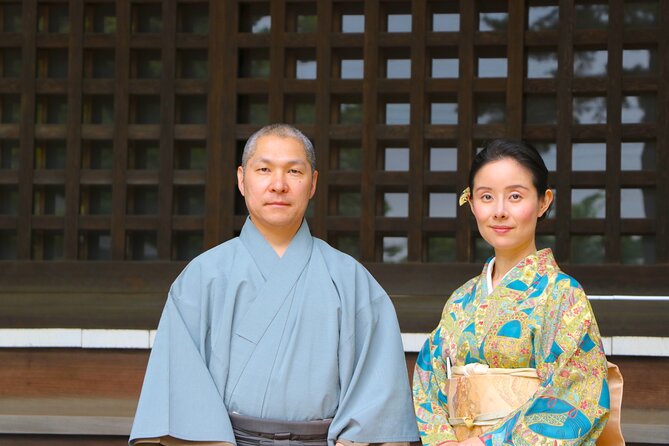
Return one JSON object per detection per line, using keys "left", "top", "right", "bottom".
{"left": 130, "top": 124, "right": 419, "bottom": 446}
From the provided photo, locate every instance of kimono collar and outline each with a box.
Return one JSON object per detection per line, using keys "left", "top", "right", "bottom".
{"left": 485, "top": 258, "right": 512, "bottom": 296}
{"left": 482, "top": 248, "right": 558, "bottom": 295}
{"left": 240, "top": 217, "right": 314, "bottom": 280}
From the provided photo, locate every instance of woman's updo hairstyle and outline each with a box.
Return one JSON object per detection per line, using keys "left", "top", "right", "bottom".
{"left": 468, "top": 139, "right": 552, "bottom": 220}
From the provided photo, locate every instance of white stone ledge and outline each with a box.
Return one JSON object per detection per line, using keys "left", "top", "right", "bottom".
{"left": 0, "top": 329, "right": 81, "bottom": 348}
{"left": 0, "top": 329, "right": 667, "bottom": 357}
{"left": 0, "top": 329, "right": 153, "bottom": 349}
{"left": 588, "top": 295, "right": 669, "bottom": 301}
{"left": 82, "top": 329, "right": 151, "bottom": 349}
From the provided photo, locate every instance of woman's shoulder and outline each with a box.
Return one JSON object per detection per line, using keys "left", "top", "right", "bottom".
{"left": 448, "top": 272, "right": 483, "bottom": 295}
{"left": 443, "top": 274, "right": 484, "bottom": 307}
{"left": 542, "top": 264, "right": 591, "bottom": 308}
{"left": 533, "top": 249, "right": 584, "bottom": 290}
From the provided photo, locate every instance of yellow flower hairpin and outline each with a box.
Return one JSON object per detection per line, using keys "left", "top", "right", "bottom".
{"left": 458, "top": 187, "right": 471, "bottom": 206}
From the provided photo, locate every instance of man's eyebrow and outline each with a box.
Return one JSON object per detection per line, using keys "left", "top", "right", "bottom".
{"left": 253, "top": 158, "right": 307, "bottom": 166}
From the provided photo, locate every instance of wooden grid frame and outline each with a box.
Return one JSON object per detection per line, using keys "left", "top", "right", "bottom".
{"left": 0, "top": 0, "right": 667, "bottom": 296}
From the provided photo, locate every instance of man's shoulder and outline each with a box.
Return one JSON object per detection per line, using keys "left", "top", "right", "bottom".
{"left": 311, "top": 237, "right": 387, "bottom": 299}
{"left": 187, "top": 236, "right": 239, "bottom": 263}
{"left": 312, "top": 237, "right": 364, "bottom": 272}
{"left": 177, "top": 236, "right": 244, "bottom": 279}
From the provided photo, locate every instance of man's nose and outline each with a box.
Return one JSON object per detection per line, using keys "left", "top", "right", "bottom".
{"left": 269, "top": 173, "right": 288, "bottom": 192}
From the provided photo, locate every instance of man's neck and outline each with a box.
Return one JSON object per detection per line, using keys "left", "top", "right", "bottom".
{"left": 252, "top": 219, "right": 301, "bottom": 257}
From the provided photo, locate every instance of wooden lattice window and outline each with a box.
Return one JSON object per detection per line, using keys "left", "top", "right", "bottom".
{"left": 0, "top": 0, "right": 665, "bottom": 298}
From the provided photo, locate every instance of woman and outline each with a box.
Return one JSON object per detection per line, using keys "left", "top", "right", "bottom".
{"left": 413, "top": 140, "right": 611, "bottom": 445}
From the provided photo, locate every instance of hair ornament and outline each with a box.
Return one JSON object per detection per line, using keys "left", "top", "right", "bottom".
{"left": 458, "top": 187, "right": 471, "bottom": 206}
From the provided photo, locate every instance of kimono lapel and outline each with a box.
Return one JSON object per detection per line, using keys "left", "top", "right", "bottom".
{"left": 236, "top": 217, "right": 313, "bottom": 344}
{"left": 488, "top": 249, "right": 555, "bottom": 300}
{"left": 472, "top": 249, "right": 556, "bottom": 362}
{"left": 226, "top": 219, "right": 314, "bottom": 410}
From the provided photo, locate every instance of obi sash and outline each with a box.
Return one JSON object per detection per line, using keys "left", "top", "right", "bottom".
{"left": 230, "top": 413, "right": 331, "bottom": 446}
{"left": 447, "top": 364, "right": 540, "bottom": 440}
{"left": 446, "top": 362, "right": 624, "bottom": 445}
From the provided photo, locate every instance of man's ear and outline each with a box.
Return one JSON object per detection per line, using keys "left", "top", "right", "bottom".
{"left": 309, "top": 170, "right": 318, "bottom": 199}
{"left": 237, "top": 166, "right": 245, "bottom": 196}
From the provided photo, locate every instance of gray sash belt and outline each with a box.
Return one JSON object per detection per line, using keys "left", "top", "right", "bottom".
{"left": 229, "top": 413, "right": 332, "bottom": 446}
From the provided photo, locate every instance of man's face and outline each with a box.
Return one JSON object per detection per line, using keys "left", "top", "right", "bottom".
{"left": 237, "top": 135, "right": 318, "bottom": 235}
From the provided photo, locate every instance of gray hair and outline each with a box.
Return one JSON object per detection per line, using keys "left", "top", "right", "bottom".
{"left": 241, "top": 124, "right": 316, "bottom": 171}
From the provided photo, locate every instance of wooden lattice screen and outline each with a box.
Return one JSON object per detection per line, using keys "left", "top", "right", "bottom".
{"left": 0, "top": 1, "right": 667, "bottom": 323}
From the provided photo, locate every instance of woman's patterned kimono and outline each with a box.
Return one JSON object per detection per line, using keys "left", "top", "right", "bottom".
{"left": 413, "top": 249, "right": 610, "bottom": 446}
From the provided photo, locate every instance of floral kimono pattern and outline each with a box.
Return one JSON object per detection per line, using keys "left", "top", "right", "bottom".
{"left": 413, "top": 249, "right": 610, "bottom": 445}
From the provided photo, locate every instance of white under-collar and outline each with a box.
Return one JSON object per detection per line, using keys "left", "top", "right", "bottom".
{"left": 486, "top": 257, "right": 496, "bottom": 296}
{"left": 486, "top": 257, "right": 512, "bottom": 296}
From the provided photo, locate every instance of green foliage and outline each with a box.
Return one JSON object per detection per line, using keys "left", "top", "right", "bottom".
{"left": 536, "top": 235, "right": 556, "bottom": 252}
{"left": 571, "top": 192, "right": 604, "bottom": 219}
{"left": 383, "top": 239, "right": 407, "bottom": 263}
{"left": 528, "top": 7, "right": 559, "bottom": 31}
{"left": 0, "top": 141, "right": 20, "bottom": 169}
{"left": 624, "top": 2, "right": 658, "bottom": 27}
{"left": 295, "top": 103, "right": 316, "bottom": 124}
{"left": 338, "top": 192, "right": 361, "bottom": 217}
{"left": 338, "top": 147, "right": 362, "bottom": 170}
{"left": 0, "top": 185, "right": 18, "bottom": 215}
{"left": 474, "top": 237, "right": 494, "bottom": 263}
{"left": 249, "top": 103, "right": 269, "bottom": 125}
{"left": 102, "top": 16, "right": 117, "bottom": 33}
{"left": 2, "top": 4, "right": 22, "bottom": 32}
{"left": 574, "top": 4, "right": 609, "bottom": 29}
{"left": 621, "top": 235, "right": 655, "bottom": 265}
{"left": 89, "top": 142, "right": 114, "bottom": 169}
{"left": 428, "top": 237, "right": 456, "bottom": 262}
{"left": 340, "top": 104, "right": 363, "bottom": 124}
{"left": 0, "top": 230, "right": 17, "bottom": 259}
{"left": 90, "top": 186, "right": 112, "bottom": 215}
{"left": 480, "top": 13, "right": 508, "bottom": 31}
{"left": 3, "top": 49, "right": 22, "bottom": 77}
{"left": 2, "top": 96, "right": 20, "bottom": 123}
{"left": 337, "top": 235, "right": 360, "bottom": 259}
{"left": 297, "top": 15, "right": 317, "bottom": 33}
{"left": 571, "top": 235, "right": 604, "bottom": 264}
{"left": 138, "top": 56, "right": 162, "bottom": 79}
{"left": 250, "top": 59, "right": 270, "bottom": 78}
{"left": 182, "top": 52, "right": 208, "bottom": 79}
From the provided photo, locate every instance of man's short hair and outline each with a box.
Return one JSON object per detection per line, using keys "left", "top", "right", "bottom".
{"left": 241, "top": 124, "right": 316, "bottom": 171}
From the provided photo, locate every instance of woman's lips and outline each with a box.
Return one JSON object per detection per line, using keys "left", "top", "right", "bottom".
{"left": 491, "top": 226, "right": 512, "bottom": 234}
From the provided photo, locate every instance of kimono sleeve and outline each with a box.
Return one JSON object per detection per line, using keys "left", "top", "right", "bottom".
{"left": 129, "top": 265, "right": 234, "bottom": 445}
{"left": 329, "top": 294, "right": 419, "bottom": 445}
{"left": 412, "top": 316, "right": 458, "bottom": 445}
{"left": 480, "top": 277, "right": 610, "bottom": 445}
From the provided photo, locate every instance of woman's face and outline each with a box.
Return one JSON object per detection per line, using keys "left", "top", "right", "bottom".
{"left": 469, "top": 157, "right": 552, "bottom": 258}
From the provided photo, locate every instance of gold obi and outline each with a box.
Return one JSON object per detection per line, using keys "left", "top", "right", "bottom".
{"left": 446, "top": 362, "right": 624, "bottom": 445}
{"left": 447, "top": 364, "right": 540, "bottom": 441}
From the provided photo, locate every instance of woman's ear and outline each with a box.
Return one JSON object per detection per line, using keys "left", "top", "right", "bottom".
{"left": 539, "top": 189, "right": 554, "bottom": 218}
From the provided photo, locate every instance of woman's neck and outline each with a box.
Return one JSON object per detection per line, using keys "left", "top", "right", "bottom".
{"left": 491, "top": 243, "right": 537, "bottom": 287}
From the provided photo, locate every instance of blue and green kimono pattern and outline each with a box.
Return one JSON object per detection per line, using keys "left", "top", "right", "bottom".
{"left": 413, "top": 249, "right": 610, "bottom": 446}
